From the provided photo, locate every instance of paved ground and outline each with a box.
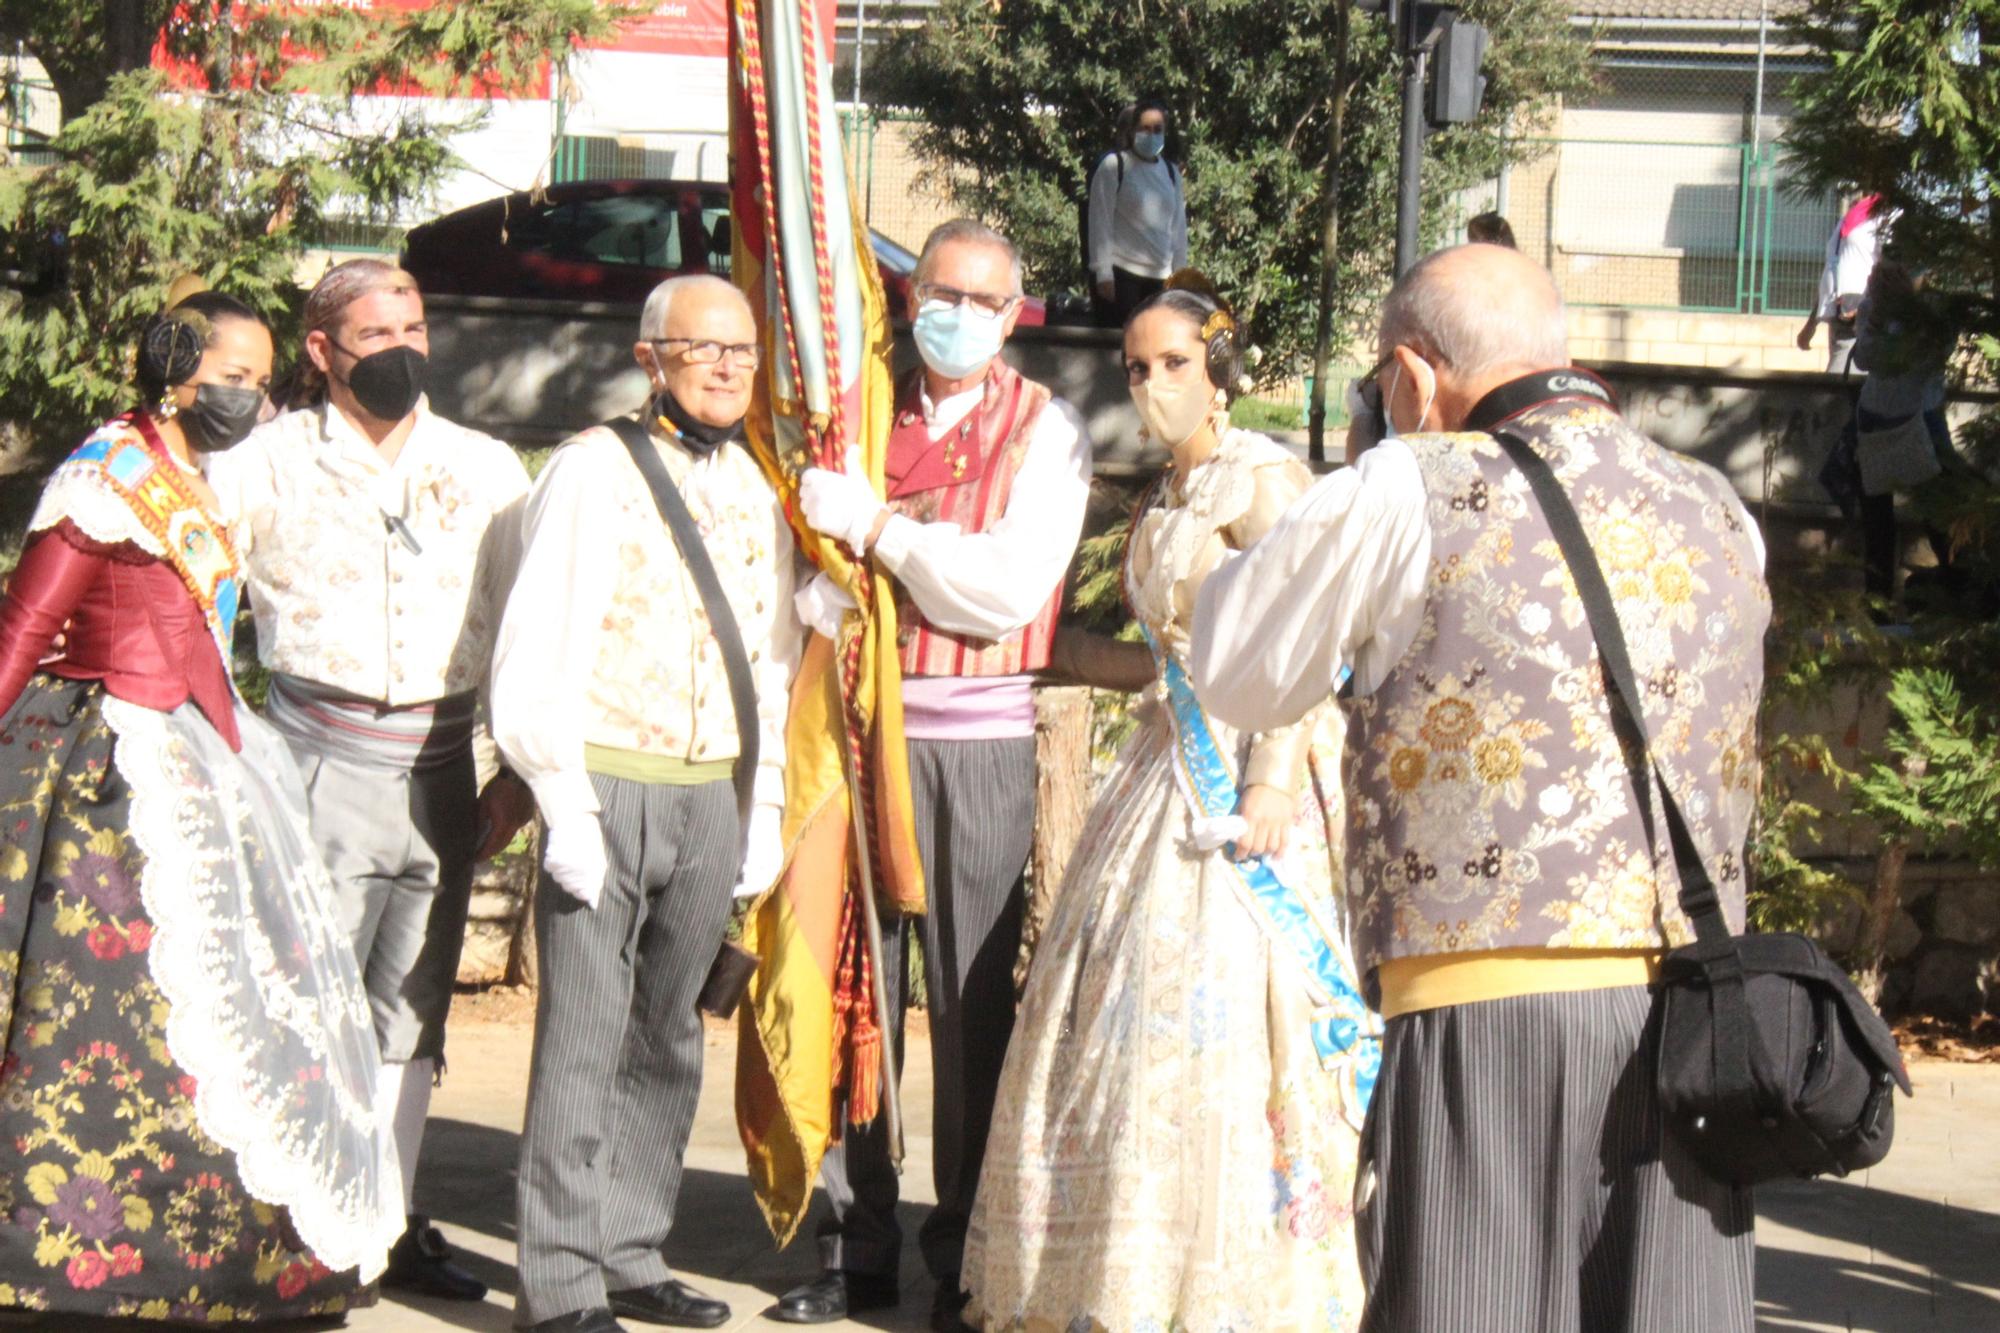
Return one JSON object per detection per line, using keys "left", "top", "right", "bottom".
{"left": 81, "top": 1014, "right": 2000, "bottom": 1332}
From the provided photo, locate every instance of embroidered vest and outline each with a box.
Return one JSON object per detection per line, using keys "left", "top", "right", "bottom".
{"left": 577, "top": 425, "right": 787, "bottom": 763}
{"left": 885, "top": 360, "right": 1060, "bottom": 677}
{"left": 1343, "top": 402, "right": 1770, "bottom": 986}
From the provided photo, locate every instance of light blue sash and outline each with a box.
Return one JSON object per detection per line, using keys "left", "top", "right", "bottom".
{"left": 1149, "top": 629, "right": 1380, "bottom": 1115}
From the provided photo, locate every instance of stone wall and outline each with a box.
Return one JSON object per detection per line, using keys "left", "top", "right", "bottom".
{"left": 1815, "top": 864, "right": 2000, "bottom": 1021}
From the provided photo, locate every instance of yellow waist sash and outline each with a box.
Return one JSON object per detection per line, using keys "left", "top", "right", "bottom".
{"left": 1377, "top": 947, "right": 1663, "bottom": 1020}
{"left": 583, "top": 744, "right": 735, "bottom": 786}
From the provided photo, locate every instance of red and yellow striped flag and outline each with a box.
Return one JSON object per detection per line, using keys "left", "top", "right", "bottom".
{"left": 727, "top": 0, "right": 924, "bottom": 1246}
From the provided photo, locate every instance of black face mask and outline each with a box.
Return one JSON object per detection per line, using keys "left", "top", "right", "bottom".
{"left": 655, "top": 387, "right": 743, "bottom": 456}
{"left": 181, "top": 383, "right": 266, "bottom": 452}
{"left": 336, "top": 343, "right": 427, "bottom": 422}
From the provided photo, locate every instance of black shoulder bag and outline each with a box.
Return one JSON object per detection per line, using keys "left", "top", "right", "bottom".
{"left": 1493, "top": 428, "right": 1910, "bottom": 1188}
{"left": 605, "top": 416, "right": 762, "bottom": 1017}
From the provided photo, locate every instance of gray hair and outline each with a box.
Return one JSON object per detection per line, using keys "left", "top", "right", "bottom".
{"left": 913, "top": 218, "right": 1023, "bottom": 297}
{"left": 640, "top": 273, "right": 749, "bottom": 339}
{"left": 304, "top": 257, "right": 420, "bottom": 336}
{"left": 1379, "top": 244, "right": 1569, "bottom": 376}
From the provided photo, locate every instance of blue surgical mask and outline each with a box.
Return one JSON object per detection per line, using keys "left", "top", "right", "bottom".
{"left": 1133, "top": 130, "right": 1166, "bottom": 160}
{"left": 913, "top": 299, "right": 1006, "bottom": 379}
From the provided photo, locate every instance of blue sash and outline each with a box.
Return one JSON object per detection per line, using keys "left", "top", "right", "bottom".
{"left": 1149, "top": 629, "right": 1380, "bottom": 1116}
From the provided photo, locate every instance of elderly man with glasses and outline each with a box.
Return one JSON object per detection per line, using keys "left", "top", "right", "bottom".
{"left": 770, "top": 218, "right": 1094, "bottom": 1331}
{"left": 491, "top": 274, "right": 801, "bottom": 1333}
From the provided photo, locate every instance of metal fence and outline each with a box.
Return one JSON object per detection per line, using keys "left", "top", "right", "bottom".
{"left": 838, "top": 108, "right": 960, "bottom": 254}
{"left": 1495, "top": 137, "right": 1836, "bottom": 317}
{"left": 1461, "top": 48, "right": 1840, "bottom": 318}
{"left": 550, "top": 132, "right": 729, "bottom": 186}
{"left": 3, "top": 69, "right": 58, "bottom": 168}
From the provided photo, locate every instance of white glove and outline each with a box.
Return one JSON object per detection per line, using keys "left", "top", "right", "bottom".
{"left": 735, "top": 803, "right": 787, "bottom": 899}
{"left": 1190, "top": 814, "right": 1249, "bottom": 853}
{"left": 794, "top": 570, "right": 858, "bottom": 640}
{"left": 1192, "top": 812, "right": 1302, "bottom": 877}
{"left": 543, "top": 815, "right": 609, "bottom": 908}
{"left": 798, "top": 448, "right": 884, "bottom": 555}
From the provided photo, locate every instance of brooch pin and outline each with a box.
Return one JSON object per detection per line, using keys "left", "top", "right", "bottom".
{"left": 943, "top": 419, "right": 973, "bottom": 480}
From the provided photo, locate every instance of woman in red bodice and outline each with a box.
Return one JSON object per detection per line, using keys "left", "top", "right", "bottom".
{"left": 0, "top": 294, "right": 400, "bottom": 1323}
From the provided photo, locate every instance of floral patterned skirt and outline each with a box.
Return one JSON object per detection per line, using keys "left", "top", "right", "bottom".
{"left": 0, "top": 676, "right": 376, "bottom": 1323}
{"left": 963, "top": 709, "right": 1366, "bottom": 1333}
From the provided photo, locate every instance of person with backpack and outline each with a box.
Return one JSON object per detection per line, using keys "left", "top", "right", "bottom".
{"left": 1086, "top": 99, "right": 1188, "bottom": 326}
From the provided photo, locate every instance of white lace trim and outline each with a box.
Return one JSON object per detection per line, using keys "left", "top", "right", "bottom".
{"left": 1130, "top": 429, "right": 1288, "bottom": 639}
{"left": 104, "top": 696, "right": 402, "bottom": 1280}
{"left": 27, "top": 456, "right": 170, "bottom": 557}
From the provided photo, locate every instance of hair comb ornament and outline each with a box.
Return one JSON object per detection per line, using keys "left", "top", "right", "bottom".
{"left": 1163, "top": 269, "right": 1236, "bottom": 342}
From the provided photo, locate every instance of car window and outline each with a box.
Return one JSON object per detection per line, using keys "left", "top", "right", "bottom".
{"left": 501, "top": 199, "right": 557, "bottom": 253}
{"left": 546, "top": 195, "right": 683, "bottom": 269}
{"left": 702, "top": 206, "right": 732, "bottom": 277}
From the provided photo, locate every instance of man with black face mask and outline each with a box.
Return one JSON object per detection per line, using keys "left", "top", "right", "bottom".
{"left": 490, "top": 273, "right": 801, "bottom": 1333}
{"left": 204, "top": 258, "right": 535, "bottom": 1303}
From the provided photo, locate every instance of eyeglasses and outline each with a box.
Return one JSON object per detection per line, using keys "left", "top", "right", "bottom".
{"left": 1348, "top": 354, "right": 1396, "bottom": 417}
{"left": 652, "top": 338, "right": 762, "bottom": 368}
{"left": 913, "top": 283, "right": 1020, "bottom": 317}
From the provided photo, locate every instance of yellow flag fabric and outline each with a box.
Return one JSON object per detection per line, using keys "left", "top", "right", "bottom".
{"left": 728, "top": 0, "right": 924, "bottom": 1246}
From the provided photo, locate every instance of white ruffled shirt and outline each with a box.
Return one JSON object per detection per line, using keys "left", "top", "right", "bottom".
{"left": 1190, "top": 437, "right": 1766, "bottom": 736}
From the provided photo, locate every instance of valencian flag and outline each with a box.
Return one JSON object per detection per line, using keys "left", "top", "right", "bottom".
{"left": 728, "top": 0, "right": 923, "bottom": 1244}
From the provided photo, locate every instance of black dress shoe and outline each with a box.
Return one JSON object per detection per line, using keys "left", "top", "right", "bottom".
{"left": 930, "top": 1276, "right": 977, "bottom": 1333}
{"left": 383, "top": 1213, "right": 488, "bottom": 1302}
{"left": 517, "top": 1310, "right": 629, "bottom": 1333}
{"left": 608, "top": 1280, "right": 730, "bottom": 1329}
{"left": 769, "top": 1269, "right": 900, "bottom": 1324}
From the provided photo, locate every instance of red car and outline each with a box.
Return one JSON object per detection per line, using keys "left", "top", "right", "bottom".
{"left": 402, "top": 178, "right": 1046, "bottom": 323}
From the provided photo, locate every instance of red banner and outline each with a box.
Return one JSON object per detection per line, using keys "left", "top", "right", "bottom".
{"left": 151, "top": 1, "right": 733, "bottom": 101}
{"left": 596, "top": 1, "right": 729, "bottom": 58}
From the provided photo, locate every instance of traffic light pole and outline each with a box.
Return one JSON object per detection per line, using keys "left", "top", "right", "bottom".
{"left": 1306, "top": 0, "right": 1354, "bottom": 467}
{"left": 1394, "top": 1, "right": 1429, "bottom": 277}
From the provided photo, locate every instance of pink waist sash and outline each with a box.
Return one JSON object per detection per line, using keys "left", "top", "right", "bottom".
{"left": 900, "top": 674, "right": 1036, "bottom": 741}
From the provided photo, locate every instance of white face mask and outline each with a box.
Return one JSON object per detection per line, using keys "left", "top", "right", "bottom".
{"left": 1384, "top": 357, "right": 1437, "bottom": 438}
{"left": 1133, "top": 373, "right": 1219, "bottom": 449}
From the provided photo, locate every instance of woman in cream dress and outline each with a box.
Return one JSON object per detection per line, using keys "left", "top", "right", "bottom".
{"left": 962, "top": 287, "right": 1378, "bottom": 1332}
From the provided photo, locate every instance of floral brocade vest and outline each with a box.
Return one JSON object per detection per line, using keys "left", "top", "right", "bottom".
{"left": 1343, "top": 402, "right": 1770, "bottom": 985}
{"left": 884, "top": 361, "right": 1059, "bottom": 677}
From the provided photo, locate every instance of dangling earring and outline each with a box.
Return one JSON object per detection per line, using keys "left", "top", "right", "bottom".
{"left": 155, "top": 390, "right": 180, "bottom": 421}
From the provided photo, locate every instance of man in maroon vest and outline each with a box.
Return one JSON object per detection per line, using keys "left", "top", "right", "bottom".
{"left": 772, "top": 219, "right": 1093, "bottom": 1331}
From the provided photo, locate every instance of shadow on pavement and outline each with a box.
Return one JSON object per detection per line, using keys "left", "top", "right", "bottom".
{"left": 412, "top": 1118, "right": 938, "bottom": 1329}
{"left": 1757, "top": 1177, "right": 2000, "bottom": 1329}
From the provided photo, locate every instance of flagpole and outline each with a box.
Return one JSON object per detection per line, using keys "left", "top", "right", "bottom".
{"left": 835, "top": 660, "right": 905, "bottom": 1171}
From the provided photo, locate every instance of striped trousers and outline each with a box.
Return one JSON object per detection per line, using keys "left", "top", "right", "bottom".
{"left": 1358, "top": 985, "right": 1756, "bottom": 1333}
{"left": 515, "top": 775, "right": 739, "bottom": 1325}
{"left": 817, "top": 735, "right": 1037, "bottom": 1282}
